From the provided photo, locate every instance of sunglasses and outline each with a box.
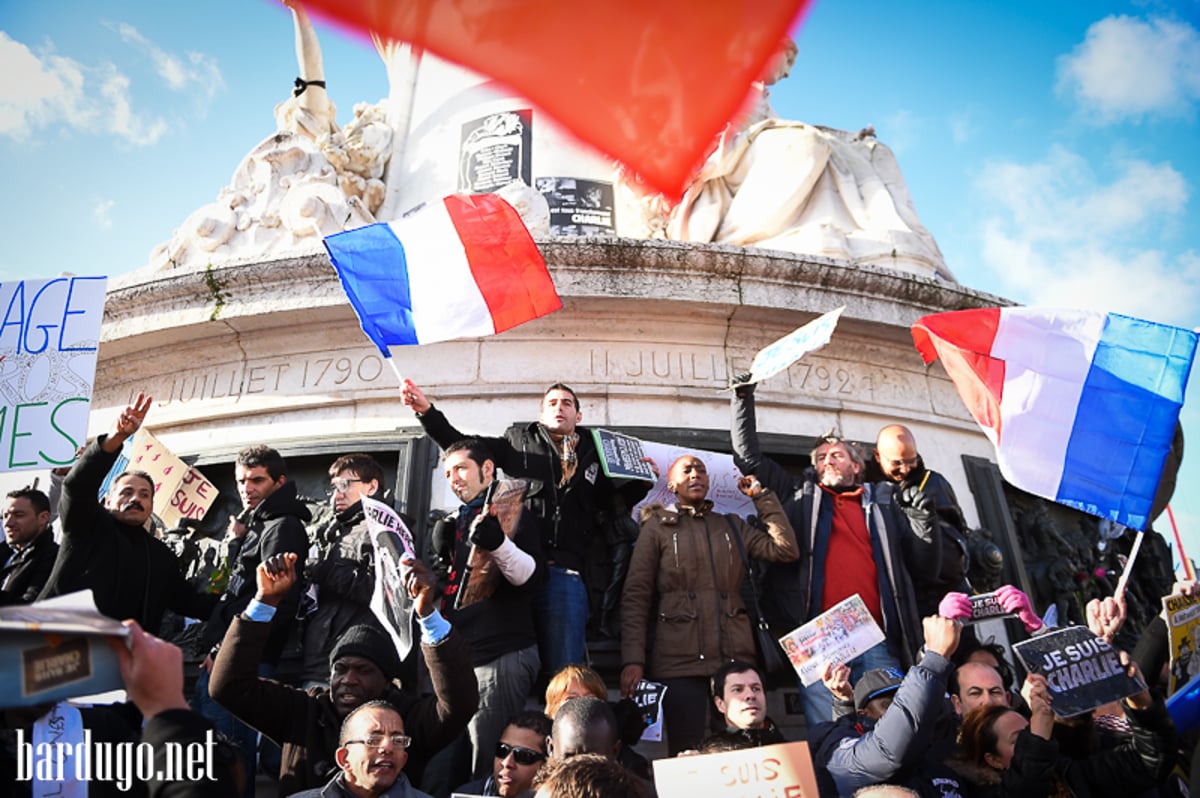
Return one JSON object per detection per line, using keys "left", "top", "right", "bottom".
{"left": 495, "top": 741, "right": 545, "bottom": 766}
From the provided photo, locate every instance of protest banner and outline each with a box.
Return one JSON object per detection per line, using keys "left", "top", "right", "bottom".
{"left": 632, "top": 679, "right": 667, "bottom": 742}
{"left": 363, "top": 496, "right": 417, "bottom": 661}
{"left": 778, "top": 594, "right": 885, "bottom": 686}
{"left": 592, "top": 428, "right": 656, "bottom": 482}
{"left": 0, "top": 591, "right": 129, "bottom": 708}
{"left": 0, "top": 276, "right": 107, "bottom": 471}
{"left": 653, "top": 740, "right": 819, "bottom": 798}
{"left": 634, "top": 440, "right": 754, "bottom": 519}
{"left": 1165, "top": 592, "right": 1200, "bottom": 695}
{"left": 1014, "top": 625, "right": 1146, "bottom": 717}
{"left": 733, "top": 306, "right": 844, "bottom": 387}
{"left": 126, "top": 428, "right": 218, "bottom": 528}
{"left": 967, "top": 591, "right": 1016, "bottom": 624}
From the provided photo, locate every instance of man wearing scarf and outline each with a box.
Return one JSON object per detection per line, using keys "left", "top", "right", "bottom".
{"left": 401, "top": 381, "right": 650, "bottom": 676}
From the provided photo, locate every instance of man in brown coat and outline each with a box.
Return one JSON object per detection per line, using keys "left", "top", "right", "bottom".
{"left": 209, "top": 553, "right": 478, "bottom": 794}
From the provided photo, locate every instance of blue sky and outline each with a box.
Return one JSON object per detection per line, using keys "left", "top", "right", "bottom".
{"left": 2, "top": 1, "right": 1198, "bottom": 564}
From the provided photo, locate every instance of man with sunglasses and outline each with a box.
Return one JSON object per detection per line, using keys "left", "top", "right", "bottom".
{"left": 455, "top": 710, "right": 552, "bottom": 798}
{"left": 301, "top": 453, "right": 389, "bottom": 689}
{"left": 291, "top": 700, "right": 433, "bottom": 798}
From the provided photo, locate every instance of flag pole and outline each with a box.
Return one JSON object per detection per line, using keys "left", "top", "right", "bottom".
{"left": 1115, "top": 529, "right": 1145, "bottom": 601}
{"left": 1168, "top": 504, "right": 1196, "bottom": 582}
{"left": 385, "top": 354, "right": 405, "bottom": 387}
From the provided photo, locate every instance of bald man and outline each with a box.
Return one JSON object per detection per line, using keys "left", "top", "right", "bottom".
{"left": 874, "top": 425, "right": 969, "bottom": 615}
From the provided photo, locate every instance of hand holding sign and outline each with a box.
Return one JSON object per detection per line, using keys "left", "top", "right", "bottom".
{"left": 996, "top": 585, "right": 1043, "bottom": 633}
{"left": 1022, "top": 674, "right": 1055, "bottom": 739}
{"left": 402, "top": 556, "right": 436, "bottom": 619}
{"left": 937, "top": 592, "right": 972, "bottom": 622}
{"left": 822, "top": 662, "right": 852, "bottom": 703}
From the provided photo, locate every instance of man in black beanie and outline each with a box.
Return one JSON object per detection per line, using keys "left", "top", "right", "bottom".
{"left": 210, "top": 552, "right": 479, "bottom": 795}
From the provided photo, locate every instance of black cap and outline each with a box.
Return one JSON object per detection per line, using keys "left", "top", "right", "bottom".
{"left": 853, "top": 667, "right": 905, "bottom": 711}
{"left": 330, "top": 625, "right": 402, "bottom": 681}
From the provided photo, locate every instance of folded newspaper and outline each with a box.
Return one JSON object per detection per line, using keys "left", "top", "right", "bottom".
{"left": 0, "top": 591, "right": 129, "bottom": 708}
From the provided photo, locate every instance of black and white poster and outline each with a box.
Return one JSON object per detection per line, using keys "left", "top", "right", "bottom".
{"left": 967, "top": 591, "right": 1015, "bottom": 624}
{"left": 459, "top": 110, "right": 532, "bottom": 193}
{"left": 591, "top": 428, "right": 656, "bottom": 482}
{"left": 535, "top": 177, "right": 615, "bottom": 235}
{"left": 1014, "top": 626, "right": 1145, "bottom": 717}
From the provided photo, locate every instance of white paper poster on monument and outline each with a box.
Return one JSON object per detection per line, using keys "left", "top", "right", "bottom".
{"left": 363, "top": 496, "right": 417, "bottom": 661}
{"left": 779, "top": 594, "right": 886, "bottom": 686}
{"left": 633, "top": 440, "right": 754, "bottom": 519}
{"left": 0, "top": 276, "right": 107, "bottom": 472}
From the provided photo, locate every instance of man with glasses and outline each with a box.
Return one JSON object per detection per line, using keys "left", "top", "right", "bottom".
{"left": 291, "top": 700, "right": 433, "bottom": 798}
{"left": 301, "top": 453, "right": 389, "bottom": 689}
{"left": 454, "top": 710, "right": 552, "bottom": 798}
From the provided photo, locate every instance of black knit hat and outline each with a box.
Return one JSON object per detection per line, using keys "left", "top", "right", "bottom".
{"left": 853, "top": 667, "right": 905, "bottom": 711}
{"left": 330, "top": 625, "right": 402, "bottom": 681}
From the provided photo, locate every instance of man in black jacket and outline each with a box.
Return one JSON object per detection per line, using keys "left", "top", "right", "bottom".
{"left": 401, "top": 380, "right": 649, "bottom": 675}
{"left": 195, "top": 444, "right": 310, "bottom": 796}
{"left": 0, "top": 487, "right": 58, "bottom": 605}
{"left": 38, "top": 392, "right": 218, "bottom": 632}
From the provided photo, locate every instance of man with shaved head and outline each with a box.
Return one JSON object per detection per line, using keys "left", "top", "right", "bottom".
{"left": 874, "top": 424, "right": 969, "bottom": 615}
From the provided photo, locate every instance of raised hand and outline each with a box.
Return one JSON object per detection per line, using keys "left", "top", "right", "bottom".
{"left": 255, "top": 552, "right": 298, "bottom": 607}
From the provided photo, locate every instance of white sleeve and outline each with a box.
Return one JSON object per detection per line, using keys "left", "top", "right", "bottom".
{"left": 489, "top": 536, "right": 536, "bottom": 586}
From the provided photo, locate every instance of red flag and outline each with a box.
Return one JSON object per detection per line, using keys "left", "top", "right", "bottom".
{"left": 300, "top": 0, "right": 812, "bottom": 200}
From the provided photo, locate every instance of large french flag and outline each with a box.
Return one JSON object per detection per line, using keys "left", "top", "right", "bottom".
{"left": 912, "top": 308, "right": 1196, "bottom": 530}
{"left": 324, "top": 194, "right": 561, "bottom": 354}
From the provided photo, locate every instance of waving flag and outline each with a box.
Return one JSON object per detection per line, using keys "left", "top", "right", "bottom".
{"left": 324, "top": 193, "right": 561, "bottom": 355}
{"left": 299, "top": 0, "right": 812, "bottom": 199}
{"left": 912, "top": 308, "right": 1197, "bottom": 530}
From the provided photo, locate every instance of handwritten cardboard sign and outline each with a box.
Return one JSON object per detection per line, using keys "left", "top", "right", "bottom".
{"left": 1014, "top": 625, "right": 1145, "bottom": 717}
{"left": 634, "top": 441, "right": 754, "bottom": 519}
{"left": 0, "top": 276, "right": 106, "bottom": 471}
{"left": 592, "top": 428, "right": 656, "bottom": 481}
{"left": 779, "top": 594, "right": 885, "bottom": 686}
{"left": 127, "top": 428, "right": 218, "bottom": 528}
{"left": 653, "top": 740, "right": 820, "bottom": 798}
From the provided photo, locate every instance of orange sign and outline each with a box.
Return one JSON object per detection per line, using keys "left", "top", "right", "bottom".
{"left": 652, "top": 741, "right": 820, "bottom": 798}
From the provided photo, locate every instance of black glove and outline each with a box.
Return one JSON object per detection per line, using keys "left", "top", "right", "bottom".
{"left": 898, "top": 485, "right": 935, "bottom": 525}
{"left": 469, "top": 514, "right": 506, "bottom": 552}
{"left": 730, "top": 372, "right": 756, "bottom": 397}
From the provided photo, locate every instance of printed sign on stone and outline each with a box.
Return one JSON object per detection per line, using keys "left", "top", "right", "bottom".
{"left": 0, "top": 276, "right": 107, "bottom": 471}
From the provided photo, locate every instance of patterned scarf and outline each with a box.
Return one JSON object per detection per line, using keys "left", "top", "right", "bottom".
{"left": 556, "top": 432, "right": 579, "bottom": 487}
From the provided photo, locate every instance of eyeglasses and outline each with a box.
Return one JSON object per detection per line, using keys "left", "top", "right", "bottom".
{"left": 495, "top": 741, "right": 545, "bottom": 766}
{"left": 327, "top": 478, "right": 364, "bottom": 496}
{"left": 344, "top": 733, "right": 411, "bottom": 750}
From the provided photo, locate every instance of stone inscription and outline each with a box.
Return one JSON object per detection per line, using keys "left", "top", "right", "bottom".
{"left": 149, "top": 351, "right": 386, "bottom": 406}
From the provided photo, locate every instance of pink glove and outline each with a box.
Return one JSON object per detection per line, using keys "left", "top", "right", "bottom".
{"left": 938, "top": 592, "right": 972, "bottom": 622}
{"left": 997, "top": 585, "right": 1042, "bottom": 633}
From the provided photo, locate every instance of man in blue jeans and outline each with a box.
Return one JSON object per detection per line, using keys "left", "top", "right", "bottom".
{"left": 401, "top": 380, "right": 651, "bottom": 675}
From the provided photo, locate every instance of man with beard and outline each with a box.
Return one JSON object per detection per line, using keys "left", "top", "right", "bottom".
{"left": 38, "top": 393, "right": 218, "bottom": 633}
{"left": 210, "top": 553, "right": 479, "bottom": 794}
{"left": 731, "top": 383, "right": 943, "bottom": 727}
{"left": 301, "top": 453, "right": 389, "bottom": 689}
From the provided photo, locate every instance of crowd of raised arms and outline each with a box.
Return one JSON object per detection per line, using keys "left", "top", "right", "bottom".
{"left": 0, "top": 380, "right": 1187, "bottom": 798}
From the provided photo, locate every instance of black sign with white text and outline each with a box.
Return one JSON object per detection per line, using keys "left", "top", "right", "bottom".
{"left": 1014, "top": 626, "right": 1145, "bottom": 717}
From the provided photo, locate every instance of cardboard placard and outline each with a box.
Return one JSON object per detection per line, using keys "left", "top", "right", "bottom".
{"left": 653, "top": 740, "right": 820, "bottom": 798}
{"left": 1013, "top": 625, "right": 1145, "bottom": 717}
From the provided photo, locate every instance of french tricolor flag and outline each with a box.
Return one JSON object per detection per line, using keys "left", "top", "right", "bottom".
{"left": 324, "top": 194, "right": 561, "bottom": 353}
{"left": 913, "top": 308, "right": 1196, "bottom": 530}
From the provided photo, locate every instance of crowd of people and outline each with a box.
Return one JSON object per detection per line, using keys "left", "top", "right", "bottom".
{"left": 0, "top": 379, "right": 1188, "bottom": 798}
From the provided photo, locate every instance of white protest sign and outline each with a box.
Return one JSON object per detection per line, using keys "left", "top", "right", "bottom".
{"left": 127, "top": 428, "right": 218, "bottom": 528}
{"left": 0, "top": 276, "right": 107, "bottom": 471}
{"left": 653, "top": 740, "right": 820, "bottom": 798}
{"left": 739, "top": 306, "right": 844, "bottom": 387}
{"left": 363, "top": 496, "right": 416, "bottom": 661}
{"left": 632, "top": 679, "right": 667, "bottom": 742}
{"left": 634, "top": 440, "right": 754, "bottom": 519}
{"left": 779, "top": 594, "right": 885, "bottom": 686}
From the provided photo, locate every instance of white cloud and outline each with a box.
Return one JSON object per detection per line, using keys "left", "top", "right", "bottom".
{"left": 975, "top": 147, "right": 1199, "bottom": 327}
{"left": 1056, "top": 15, "right": 1200, "bottom": 122}
{"left": 93, "top": 199, "right": 114, "bottom": 229}
{"left": 110, "top": 22, "right": 222, "bottom": 101}
{"left": 0, "top": 30, "right": 167, "bottom": 145}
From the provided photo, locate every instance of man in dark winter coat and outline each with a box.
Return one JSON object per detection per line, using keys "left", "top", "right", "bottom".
{"left": 302, "top": 453, "right": 389, "bottom": 688}
{"left": 401, "top": 379, "right": 649, "bottom": 674}
{"left": 210, "top": 553, "right": 479, "bottom": 795}
{"left": 38, "top": 392, "right": 218, "bottom": 632}
{"left": 0, "top": 487, "right": 58, "bottom": 605}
